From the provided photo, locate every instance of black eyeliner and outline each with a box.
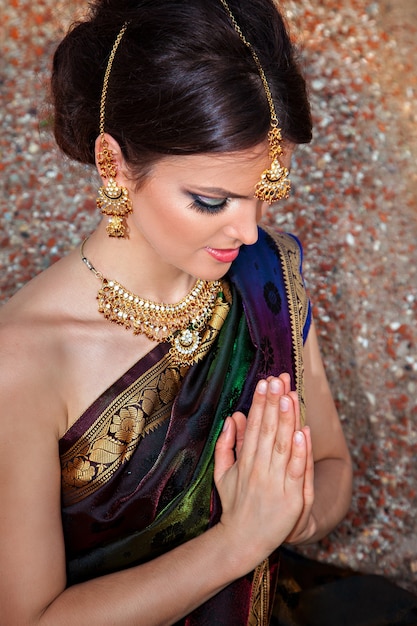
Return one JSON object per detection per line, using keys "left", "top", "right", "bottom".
{"left": 189, "top": 193, "right": 230, "bottom": 214}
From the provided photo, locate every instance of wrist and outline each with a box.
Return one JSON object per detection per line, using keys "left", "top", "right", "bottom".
{"left": 212, "top": 521, "right": 272, "bottom": 577}
{"left": 285, "top": 512, "right": 318, "bottom": 546}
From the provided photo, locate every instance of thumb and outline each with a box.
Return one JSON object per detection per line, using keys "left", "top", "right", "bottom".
{"left": 214, "top": 417, "right": 237, "bottom": 485}
{"left": 230, "top": 411, "right": 247, "bottom": 458}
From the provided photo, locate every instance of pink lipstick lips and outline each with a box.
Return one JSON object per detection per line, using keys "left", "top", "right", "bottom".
{"left": 205, "top": 247, "right": 240, "bottom": 263}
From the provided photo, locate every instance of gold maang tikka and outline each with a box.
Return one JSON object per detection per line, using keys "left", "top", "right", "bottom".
{"left": 219, "top": 0, "right": 291, "bottom": 204}
{"left": 96, "top": 22, "right": 133, "bottom": 237}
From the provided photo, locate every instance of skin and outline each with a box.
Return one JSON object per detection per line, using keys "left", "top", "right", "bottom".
{"left": 0, "top": 136, "right": 352, "bottom": 625}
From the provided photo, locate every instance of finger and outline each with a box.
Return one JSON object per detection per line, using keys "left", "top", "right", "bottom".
{"left": 279, "top": 372, "right": 291, "bottom": 395}
{"left": 214, "top": 417, "right": 238, "bottom": 485}
{"left": 237, "top": 379, "right": 268, "bottom": 459}
{"left": 285, "top": 427, "right": 315, "bottom": 543}
{"left": 288, "top": 390, "right": 301, "bottom": 432}
{"left": 271, "top": 391, "right": 298, "bottom": 468}
{"left": 285, "top": 430, "right": 307, "bottom": 487}
{"left": 255, "top": 377, "right": 286, "bottom": 468}
{"left": 276, "top": 376, "right": 300, "bottom": 432}
{"left": 266, "top": 373, "right": 291, "bottom": 392}
{"left": 302, "top": 425, "right": 315, "bottom": 508}
{"left": 229, "top": 411, "right": 247, "bottom": 458}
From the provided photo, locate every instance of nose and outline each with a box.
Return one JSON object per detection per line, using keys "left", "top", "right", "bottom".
{"left": 223, "top": 199, "right": 263, "bottom": 246}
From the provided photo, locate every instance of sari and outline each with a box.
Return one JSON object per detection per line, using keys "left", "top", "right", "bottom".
{"left": 60, "top": 227, "right": 311, "bottom": 625}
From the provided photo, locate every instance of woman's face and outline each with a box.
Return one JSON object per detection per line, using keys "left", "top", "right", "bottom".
{"left": 123, "top": 143, "right": 293, "bottom": 281}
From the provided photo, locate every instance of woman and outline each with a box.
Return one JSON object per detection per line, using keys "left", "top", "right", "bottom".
{"left": 0, "top": 0, "right": 352, "bottom": 624}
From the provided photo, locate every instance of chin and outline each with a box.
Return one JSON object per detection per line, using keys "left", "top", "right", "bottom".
{"left": 197, "top": 266, "right": 231, "bottom": 282}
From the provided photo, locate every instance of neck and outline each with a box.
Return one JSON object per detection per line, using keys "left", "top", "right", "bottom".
{"left": 79, "top": 227, "right": 225, "bottom": 367}
{"left": 83, "top": 227, "right": 197, "bottom": 304}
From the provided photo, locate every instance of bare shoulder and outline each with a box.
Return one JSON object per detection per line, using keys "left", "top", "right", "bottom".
{"left": 0, "top": 273, "right": 65, "bottom": 445}
{"left": 0, "top": 248, "right": 153, "bottom": 434}
{"left": 0, "top": 252, "right": 83, "bottom": 435}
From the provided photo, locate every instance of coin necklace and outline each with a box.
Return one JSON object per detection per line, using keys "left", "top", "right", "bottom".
{"left": 80, "top": 239, "right": 222, "bottom": 366}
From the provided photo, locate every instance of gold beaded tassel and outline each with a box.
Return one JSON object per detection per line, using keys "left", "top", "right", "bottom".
{"left": 219, "top": 0, "right": 291, "bottom": 204}
{"left": 96, "top": 23, "right": 133, "bottom": 237}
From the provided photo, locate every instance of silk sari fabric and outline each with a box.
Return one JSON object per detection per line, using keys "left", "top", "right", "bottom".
{"left": 60, "top": 227, "right": 311, "bottom": 625}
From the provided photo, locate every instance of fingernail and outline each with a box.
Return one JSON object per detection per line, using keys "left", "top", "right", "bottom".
{"left": 279, "top": 396, "right": 290, "bottom": 411}
{"left": 257, "top": 380, "right": 268, "bottom": 394}
{"left": 222, "top": 417, "right": 230, "bottom": 432}
{"left": 270, "top": 378, "right": 281, "bottom": 393}
{"left": 294, "top": 431, "right": 304, "bottom": 445}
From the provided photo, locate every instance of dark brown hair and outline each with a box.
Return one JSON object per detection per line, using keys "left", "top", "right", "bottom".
{"left": 51, "top": 0, "right": 312, "bottom": 181}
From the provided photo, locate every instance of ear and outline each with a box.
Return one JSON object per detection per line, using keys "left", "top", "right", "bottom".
{"left": 94, "top": 133, "right": 128, "bottom": 185}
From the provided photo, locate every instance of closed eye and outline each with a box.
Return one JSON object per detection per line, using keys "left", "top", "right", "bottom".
{"left": 189, "top": 193, "right": 230, "bottom": 214}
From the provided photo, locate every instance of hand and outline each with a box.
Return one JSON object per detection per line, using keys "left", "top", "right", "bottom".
{"left": 263, "top": 375, "right": 317, "bottom": 545}
{"left": 213, "top": 375, "right": 309, "bottom": 570}
{"left": 284, "top": 424, "right": 316, "bottom": 544}
{"left": 266, "top": 376, "right": 316, "bottom": 544}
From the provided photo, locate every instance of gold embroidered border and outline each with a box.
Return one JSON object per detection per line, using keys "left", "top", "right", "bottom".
{"left": 247, "top": 230, "right": 308, "bottom": 625}
{"left": 61, "top": 284, "right": 231, "bottom": 506}
{"left": 263, "top": 227, "right": 309, "bottom": 425}
{"left": 188, "top": 283, "right": 231, "bottom": 364}
{"left": 248, "top": 558, "right": 271, "bottom": 626}
{"left": 61, "top": 354, "right": 184, "bottom": 505}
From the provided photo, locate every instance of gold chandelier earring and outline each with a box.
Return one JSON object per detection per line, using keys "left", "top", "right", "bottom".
{"left": 219, "top": 0, "right": 291, "bottom": 204}
{"left": 96, "top": 23, "right": 132, "bottom": 238}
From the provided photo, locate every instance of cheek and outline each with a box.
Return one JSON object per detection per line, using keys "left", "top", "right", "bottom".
{"left": 151, "top": 201, "right": 209, "bottom": 236}
{"left": 138, "top": 202, "right": 199, "bottom": 249}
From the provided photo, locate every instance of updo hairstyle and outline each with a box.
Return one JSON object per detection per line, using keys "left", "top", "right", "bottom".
{"left": 51, "top": 0, "right": 312, "bottom": 184}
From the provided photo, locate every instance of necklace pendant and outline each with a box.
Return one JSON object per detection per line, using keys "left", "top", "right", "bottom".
{"left": 178, "top": 328, "right": 197, "bottom": 348}
{"left": 169, "top": 328, "right": 202, "bottom": 366}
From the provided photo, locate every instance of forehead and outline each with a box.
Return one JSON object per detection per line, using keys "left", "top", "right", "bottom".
{"left": 148, "top": 143, "right": 271, "bottom": 192}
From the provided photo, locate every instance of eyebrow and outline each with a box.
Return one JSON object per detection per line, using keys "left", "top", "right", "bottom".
{"left": 190, "top": 186, "right": 251, "bottom": 199}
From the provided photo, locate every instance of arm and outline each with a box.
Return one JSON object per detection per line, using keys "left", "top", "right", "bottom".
{"left": 285, "top": 320, "right": 353, "bottom": 545}
{"left": 0, "top": 326, "right": 307, "bottom": 626}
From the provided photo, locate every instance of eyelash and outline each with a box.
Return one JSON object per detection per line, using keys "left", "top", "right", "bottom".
{"left": 189, "top": 194, "right": 230, "bottom": 214}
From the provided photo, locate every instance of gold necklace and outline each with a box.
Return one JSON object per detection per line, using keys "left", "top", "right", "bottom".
{"left": 80, "top": 239, "right": 223, "bottom": 366}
